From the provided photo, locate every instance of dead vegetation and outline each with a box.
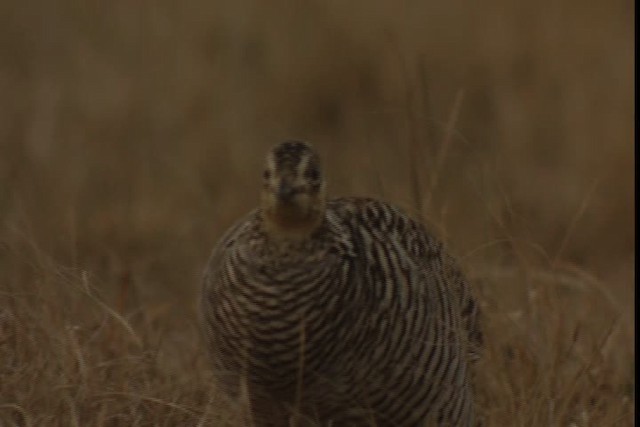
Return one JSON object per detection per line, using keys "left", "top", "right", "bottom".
{"left": 0, "top": 0, "right": 633, "bottom": 425}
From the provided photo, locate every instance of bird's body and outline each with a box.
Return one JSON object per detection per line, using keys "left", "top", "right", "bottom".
{"left": 200, "top": 141, "right": 481, "bottom": 426}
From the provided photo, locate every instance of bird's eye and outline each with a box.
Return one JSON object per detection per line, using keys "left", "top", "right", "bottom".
{"left": 263, "top": 170, "right": 271, "bottom": 180}
{"left": 305, "top": 167, "right": 320, "bottom": 181}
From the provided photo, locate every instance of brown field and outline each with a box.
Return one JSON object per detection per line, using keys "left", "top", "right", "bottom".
{"left": 0, "top": 0, "right": 634, "bottom": 425}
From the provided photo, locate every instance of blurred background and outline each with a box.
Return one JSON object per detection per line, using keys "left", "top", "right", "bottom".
{"left": 0, "top": 0, "right": 634, "bottom": 424}
{"left": 1, "top": 0, "right": 633, "bottom": 307}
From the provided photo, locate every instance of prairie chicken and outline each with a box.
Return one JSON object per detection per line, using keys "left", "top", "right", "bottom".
{"left": 200, "top": 140, "right": 482, "bottom": 426}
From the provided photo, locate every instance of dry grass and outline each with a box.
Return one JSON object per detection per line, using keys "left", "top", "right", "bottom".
{"left": 0, "top": 0, "right": 634, "bottom": 425}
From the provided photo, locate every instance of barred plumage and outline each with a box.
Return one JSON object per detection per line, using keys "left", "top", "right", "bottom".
{"left": 200, "top": 141, "right": 482, "bottom": 426}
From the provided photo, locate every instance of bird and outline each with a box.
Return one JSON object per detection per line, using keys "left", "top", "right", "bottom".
{"left": 199, "top": 140, "right": 482, "bottom": 426}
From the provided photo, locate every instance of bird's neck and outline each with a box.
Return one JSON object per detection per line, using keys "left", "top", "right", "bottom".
{"left": 261, "top": 206, "right": 324, "bottom": 242}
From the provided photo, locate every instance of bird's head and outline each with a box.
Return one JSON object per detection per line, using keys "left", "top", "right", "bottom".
{"left": 261, "top": 140, "right": 326, "bottom": 239}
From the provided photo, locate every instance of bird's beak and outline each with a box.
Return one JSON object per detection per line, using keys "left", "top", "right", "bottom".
{"left": 277, "top": 181, "right": 296, "bottom": 203}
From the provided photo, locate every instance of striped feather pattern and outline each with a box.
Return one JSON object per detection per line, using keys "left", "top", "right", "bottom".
{"left": 200, "top": 197, "right": 481, "bottom": 426}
